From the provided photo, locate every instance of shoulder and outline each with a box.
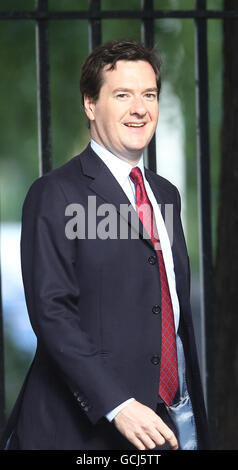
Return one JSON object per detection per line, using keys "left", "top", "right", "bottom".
{"left": 23, "top": 146, "right": 90, "bottom": 205}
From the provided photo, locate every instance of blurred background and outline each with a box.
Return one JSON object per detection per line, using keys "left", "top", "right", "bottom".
{"left": 1, "top": 0, "right": 237, "bottom": 450}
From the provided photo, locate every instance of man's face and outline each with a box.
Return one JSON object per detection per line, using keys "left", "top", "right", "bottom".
{"left": 84, "top": 60, "right": 159, "bottom": 163}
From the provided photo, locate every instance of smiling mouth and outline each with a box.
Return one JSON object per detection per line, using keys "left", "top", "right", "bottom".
{"left": 123, "top": 123, "right": 145, "bottom": 128}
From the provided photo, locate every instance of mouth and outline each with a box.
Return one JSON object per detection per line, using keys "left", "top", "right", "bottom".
{"left": 123, "top": 122, "right": 146, "bottom": 128}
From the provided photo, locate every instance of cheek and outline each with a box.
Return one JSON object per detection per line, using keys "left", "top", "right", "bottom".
{"left": 150, "top": 103, "right": 159, "bottom": 120}
{"left": 97, "top": 115, "right": 118, "bottom": 141}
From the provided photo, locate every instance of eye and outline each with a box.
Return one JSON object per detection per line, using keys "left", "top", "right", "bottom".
{"left": 116, "top": 93, "right": 129, "bottom": 99}
{"left": 144, "top": 93, "right": 157, "bottom": 100}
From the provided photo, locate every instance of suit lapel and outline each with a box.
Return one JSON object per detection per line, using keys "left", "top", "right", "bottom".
{"left": 78, "top": 145, "right": 154, "bottom": 250}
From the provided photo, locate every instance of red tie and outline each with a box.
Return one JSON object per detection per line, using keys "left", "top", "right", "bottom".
{"left": 129, "top": 167, "right": 178, "bottom": 406}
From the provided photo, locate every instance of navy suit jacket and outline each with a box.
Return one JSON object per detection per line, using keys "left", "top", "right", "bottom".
{"left": 0, "top": 145, "right": 210, "bottom": 449}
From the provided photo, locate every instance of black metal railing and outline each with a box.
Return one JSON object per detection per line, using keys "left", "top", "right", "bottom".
{"left": 1, "top": 0, "right": 237, "bottom": 437}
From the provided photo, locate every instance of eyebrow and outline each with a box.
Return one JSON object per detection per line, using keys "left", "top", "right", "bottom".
{"left": 113, "top": 87, "right": 158, "bottom": 94}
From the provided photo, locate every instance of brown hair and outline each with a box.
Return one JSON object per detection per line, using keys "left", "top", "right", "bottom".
{"left": 80, "top": 39, "right": 162, "bottom": 104}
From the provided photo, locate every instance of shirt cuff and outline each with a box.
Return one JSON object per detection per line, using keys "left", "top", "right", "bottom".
{"left": 105, "top": 398, "right": 135, "bottom": 422}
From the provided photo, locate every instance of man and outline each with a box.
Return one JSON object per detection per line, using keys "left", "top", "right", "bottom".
{"left": 1, "top": 40, "right": 210, "bottom": 450}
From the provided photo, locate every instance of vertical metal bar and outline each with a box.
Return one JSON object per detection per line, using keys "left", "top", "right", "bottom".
{"left": 35, "top": 0, "right": 52, "bottom": 175}
{"left": 194, "top": 0, "right": 215, "bottom": 438}
{"left": 141, "top": 0, "right": 154, "bottom": 48}
{"left": 0, "top": 213, "right": 6, "bottom": 434}
{"left": 89, "top": 0, "right": 102, "bottom": 51}
{"left": 141, "top": 0, "right": 157, "bottom": 172}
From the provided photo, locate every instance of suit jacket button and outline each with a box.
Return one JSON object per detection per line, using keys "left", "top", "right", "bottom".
{"left": 151, "top": 355, "right": 160, "bottom": 365}
{"left": 148, "top": 255, "right": 156, "bottom": 265}
{"left": 152, "top": 305, "right": 161, "bottom": 315}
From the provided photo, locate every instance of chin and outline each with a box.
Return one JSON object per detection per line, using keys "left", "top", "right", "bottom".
{"left": 127, "top": 144, "right": 148, "bottom": 155}
{"left": 124, "top": 146, "right": 143, "bottom": 155}
{"left": 130, "top": 137, "right": 151, "bottom": 149}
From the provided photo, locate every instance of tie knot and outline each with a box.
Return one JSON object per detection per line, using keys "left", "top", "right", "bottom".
{"left": 129, "top": 167, "right": 143, "bottom": 186}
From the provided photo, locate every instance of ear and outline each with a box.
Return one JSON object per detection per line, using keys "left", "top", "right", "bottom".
{"left": 83, "top": 95, "right": 96, "bottom": 122}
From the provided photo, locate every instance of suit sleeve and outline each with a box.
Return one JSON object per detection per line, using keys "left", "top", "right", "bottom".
{"left": 20, "top": 175, "right": 131, "bottom": 425}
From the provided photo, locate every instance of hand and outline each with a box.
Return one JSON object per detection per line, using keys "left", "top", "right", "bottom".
{"left": 113, "top": 400, "right": 178, "bottom": 450}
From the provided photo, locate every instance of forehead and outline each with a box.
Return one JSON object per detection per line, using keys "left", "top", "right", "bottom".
{"left": 102, "top": 60, "right": 157, "bottom": 89}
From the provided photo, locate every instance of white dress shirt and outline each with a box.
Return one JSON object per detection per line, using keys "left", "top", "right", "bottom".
{"left": 90, "top": 139, "right": 197, "bottom": 449}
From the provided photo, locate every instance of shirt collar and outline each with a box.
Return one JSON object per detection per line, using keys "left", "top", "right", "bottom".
{"left": 90, "top": 139, "right": 145, "bottom": 186}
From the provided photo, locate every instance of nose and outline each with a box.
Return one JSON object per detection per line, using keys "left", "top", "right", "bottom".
{"left": 129, "top": 95, "right": 147, "bottom": 117}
